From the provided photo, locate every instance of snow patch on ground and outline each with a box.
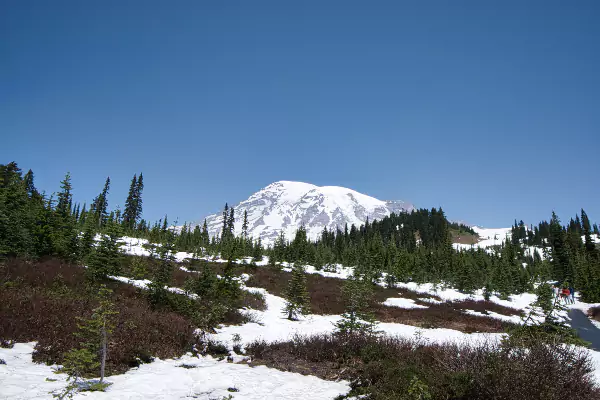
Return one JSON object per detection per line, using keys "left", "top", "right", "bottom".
{"left": 0, "top": 343, "right": 349, "bottom": 400}
{"left": 393, "top": 282, "right": 537, "bottom": 312}
{"left": 462, "top": 310, "right": 523, "bottom": 324}
{"left": 418, "top": 297, "right": 443, "bottom": 304}
{"left": 382, "top": 298, "right": 428, "bottom": 309}
{"left": 211, "top": 287, "right": 504, "bottom": 352}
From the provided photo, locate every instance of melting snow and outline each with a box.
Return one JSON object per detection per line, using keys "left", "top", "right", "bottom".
{"left": 382, "top": 298, "right": 428, "bottom": 309}
{"left": 0, "top": 343, "right": 349, "bottom": 400}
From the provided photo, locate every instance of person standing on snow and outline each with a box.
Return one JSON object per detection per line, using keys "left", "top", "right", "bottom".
{"left": 569, "top": 285, "right": 575, "bottom": 304}
{"left": 561, "top": 287, "right": 571, "bottom": 304}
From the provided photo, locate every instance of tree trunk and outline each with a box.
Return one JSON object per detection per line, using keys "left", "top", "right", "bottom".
{"left": 100, "top": 323, "right": 107, "bottom": 383}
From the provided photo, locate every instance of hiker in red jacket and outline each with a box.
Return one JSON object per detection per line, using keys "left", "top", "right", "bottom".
{"left": 561, "top": 287, "right": 571, "bottom": 304}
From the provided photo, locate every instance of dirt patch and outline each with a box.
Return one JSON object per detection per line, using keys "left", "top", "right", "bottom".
{"left": 451, "top": 230, "right": 480, "bottom": 245}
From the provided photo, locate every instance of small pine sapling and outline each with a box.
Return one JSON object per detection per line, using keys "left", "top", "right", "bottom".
{"left": 282, "top": 264, "right": 310, "bottom": 320}
{"left": 334, "top": 273, "right": 378, "bottom": 336}
{"left": 53, "top": 285, "right": 118, "bottom": 399}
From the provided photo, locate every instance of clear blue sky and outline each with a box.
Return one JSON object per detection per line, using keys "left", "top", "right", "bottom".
{"left": 2, "top": 0, "right": 599, "bottom": 227}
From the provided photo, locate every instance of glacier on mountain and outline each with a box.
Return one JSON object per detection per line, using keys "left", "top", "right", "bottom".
{"left": 195, "top": 181, "right": 414, "bottom": 245}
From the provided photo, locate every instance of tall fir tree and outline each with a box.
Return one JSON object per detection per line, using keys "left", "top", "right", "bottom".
{"left": 91, "top": 177, "right": 110, "bottom": 229}
{"left": 581, "top": 209, "right": 596, "bottom": 254}
{"left": 221, "top": 203, "right": 229, "bottom": 239}
{"left": 56, "top": 173, "right": 73, "bottom": 218}
{"left": 135, "top": 172, "right": 143, "bottom": 225}
{"left": 122, "top": 174, "right": 138, "bottom": 230}
{"left": 549, "top": 211, "right": 571, "bottom": 283}
{"left": 0, "top": 162, "right": 33, "bottom": 256}
{"left": 227, "top": 207, "right": 235, "bottom": 238}
{"left": 242, "top": 210, "right": 249, "bottom": 239}
{"left": 201, "top": 219, "right": 210, "bottom": 247}
{"left": 52, "top": 173, "right": 80, "bottom": 261}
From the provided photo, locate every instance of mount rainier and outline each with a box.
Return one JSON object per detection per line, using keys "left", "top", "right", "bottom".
{"left": 195, "top": 181, "right": 414, "bottom": 245}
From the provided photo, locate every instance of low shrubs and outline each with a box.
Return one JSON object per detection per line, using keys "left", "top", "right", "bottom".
{"left": 589, "top": 306, "right": 600, "bottom": 322}
{"left": 247, "top": 333, "right": 600, "bottom": 400}
{"left": 0, "top": 258, "right": 196, "bottom": 375}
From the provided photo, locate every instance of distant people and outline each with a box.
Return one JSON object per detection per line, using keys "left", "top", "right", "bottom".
{"left": 561, "top": 287, "right": 571, "bottom": 304}
{"left": 569, "top": 286, "right": 575, "bottom": 304}
{"left": 553, "top": 285, "right": 560, "bottom": 299}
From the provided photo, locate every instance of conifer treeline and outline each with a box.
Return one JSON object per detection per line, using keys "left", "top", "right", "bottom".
{"left": 511, "top": 211, "right": 600, "bottom": 302}
{"left": 267, "top": 210, "right": 534, "bottom": 298}
{"left": 268, "top": 207, "right": 599, "bottom": 301}
{"left": 0, "top": 162, "right": 147, "bottom": 261}
{"left": 2, "top": 161, "right": 599, "bottom": 301}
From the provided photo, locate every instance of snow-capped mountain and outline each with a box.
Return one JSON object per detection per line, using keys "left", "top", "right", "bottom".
{"left": 195, "top": 181, "right": 415, "bottom": 245}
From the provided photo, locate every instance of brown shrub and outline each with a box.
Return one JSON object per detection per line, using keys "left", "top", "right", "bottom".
{"left": 0, "top": 258, "right": 196, "bottom": 376}
{"left": 589, "top": 307, "right": 600, "bottom": 322}
{"left": 374, "top": 285, "right": 443, "bottom": 302}
{"left": 247, "top": 333, "right": 600, "bottom": 400}
{"left": 243, "top": 265, "right": 511, "bottom": 332}
{"left": 241, "top": 290, "right": 267, "bottom": 311}
{"left": 451, "top": 299, "right": 523, "bottom": 317}
{"left": 117, "top": 257, "right": 515, "bottom": 333}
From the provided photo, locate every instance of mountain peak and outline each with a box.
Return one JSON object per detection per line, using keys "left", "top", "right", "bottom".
{"left": 197, "top": 181, "right": 415, "bottom": 244}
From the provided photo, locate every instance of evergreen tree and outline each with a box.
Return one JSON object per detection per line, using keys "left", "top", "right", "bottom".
{"left": 184, "top": 261, "right": 218, "bottom": 298}
{"left": 122, "top": 174, "right": 138, "bottom": 230}
{"left": 227, "top": 207, "right": 235, "bottom": 237}
{"left": 135, "top": 172, "right": 143, "bottom": 225}
{"left": 242, "top": 210, "right": 249, "bottom": 239}
{"left": 581, "top": 209, "right": 596, "bottom": 254}
{"left": 0, "top": 162, "right": 33, "bottom": 256}
{"left": 56, "top": 173, "right": 73, "bottom": 218}
{"left": 335, "top": 273, "right": 378, "bottom": 335}
{"left": 23, "top": 169, "right": 39, "bottom": 198}
{"left": 161, "top": 215, "right": 168, "bottom": 232}
{"left": 221, "top": 203, "right": 229, "bottom": 239}
{"left": 549, "top": 212, "right": 571, "bottom": 282}
{"left": 80, "top": 214, "right": 97, "bottom": 261}
{"left": 56, "top": 286, "right": 118, "bottom": 398}
{"left": 91, "top": 177, "right": 110, "bottom": 229}
{"left": 253, "top": 237, "right": 263, "bottom": 261}
{"left": 217, "top": 259, "right": 242, "bottom": 308}
{"left": 282, "top": 264, "right": 310, "bottom": 320}
{"left": 201, "top": 219, "right": 209, "bottom": 247}
{"left": 86, "top": 221, "right": 122, "bottom": 281}
{"left": 52, "top": 173, "right": 80, "bottom": 261}
{"left": 272, "top": 231, "right": 287, "bottom": 266}
{"left": 148, "top": 228, "right": 175, "bottom": 307}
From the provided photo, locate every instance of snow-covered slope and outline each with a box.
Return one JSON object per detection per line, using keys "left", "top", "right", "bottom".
{"left": 196, "top": 181, "right": 414, "bottom": 245}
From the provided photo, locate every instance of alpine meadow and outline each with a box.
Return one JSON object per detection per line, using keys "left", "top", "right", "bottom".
{"left": 2, "top": 1, "right": 600, "bottom": 399}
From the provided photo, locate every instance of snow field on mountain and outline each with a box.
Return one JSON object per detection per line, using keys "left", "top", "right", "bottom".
{"left": 194, "top": 181, "right": 414, "bottom": 245}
